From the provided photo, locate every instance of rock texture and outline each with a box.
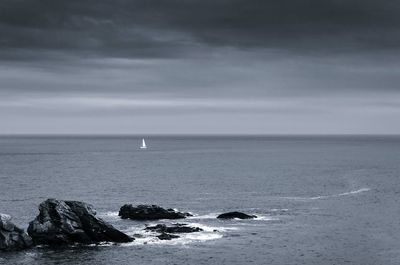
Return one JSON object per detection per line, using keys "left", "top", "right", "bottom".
{"left": 145, "top": 223, "right": 202, "bottom": 241}
{"left": 0, "top": 214, "right": 33, "bottom": 251}
{"left": 145, "top": 223, "right": 203, "bottom": 233}
{"left": 157, "top": 232, "right": 180, "bottom": 240}
{"left": 28, "top": 199, "right": 133, "bottom": 245}
{"left": 217, "top": 211, "right": 257, "bottom": 219}
{"left": 119, "top": 204, "right": 192, "bottom": 220}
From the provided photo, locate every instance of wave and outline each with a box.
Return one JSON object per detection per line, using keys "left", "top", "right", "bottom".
{"left": 269, "top": 208, "right": 289, "bottom": 212}
{"left": 254, "top": 215, "right": 279, "bottom": 221}
{"left": 281, "top": 188, "right": 371, "bottom": 201}
{"left": 336, "top": 188, "right": 371, "bottom": 196}
{"left": 119, "top": 222, "right": 227, "bottom": 246}
{"left": 97, "top": 211, "right": 120, "bottom": 220}
{"left": 89, "top": 211, "right": 278, "bottom": 247}
{"left": 188, "top": 213, "right": 219, "bottom": 219}
{"left": 118, "top": 215, "right": 280, "bottom": 246}
{"left": 121, "top": 232, "right": 224, "bottom": 246}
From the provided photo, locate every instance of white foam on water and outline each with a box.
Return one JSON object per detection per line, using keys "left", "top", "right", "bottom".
{"left": 189, "top": 222, "right": 239, "bottom": 232}
{"left": 121, "top": 231, "right": 223, "bottom": 246}
{"left": 86, "top": 242, "right": 114, "bottom": 247}
{"left": 281, "top": 188, "right": 371, "bottom": 201}
{"left": 180, "top": 232, "right": 223, "bottom": 242}
{"left": 119, "top": 222, "right": 233, "bottom": 246}
{"left": 254, "top": 215, "right": 279, "bottom": 221}
{"left": 98, "top": 211, "right": 119, "bottom": 220}
{"left": 269, "top": 208, "right": 289, "bottom": 212}
{"left": 121, "top": 225, "right": 147, "bottom": 236}
{"left": 337, "top": 188, "right": 371, "bottom": 196}
{"left": 188, "top": 213, "right": 219, "bottom": 219}
{"left": 95, "top": 211, "right": 275, "bottom": 247}
{"left": 24, "top": 252, "right": 39, "bottom": 258}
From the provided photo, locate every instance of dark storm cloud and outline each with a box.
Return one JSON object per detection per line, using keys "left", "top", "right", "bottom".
{"left": 1, "top": 0, "right": 400, "bottom": 60}
{"left": 1, "top": 0, "right": 400, "bottom": 134}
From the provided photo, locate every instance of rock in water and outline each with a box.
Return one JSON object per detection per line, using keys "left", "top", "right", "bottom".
{"left": 145, "top": 224, "right": 203, "bottom": 240}
{"left": 119, "top": 204, "right": 192, "bottom": 220}
{"left": 145, "top": 223, "right": 202, "bottom": 241}
{"left": 145, "top": 223, "right": 203, "bottom": 233}
{"left": 0, "top": 214, "right": 33, "bottom": 251}
{"left": 157, "top": 232, "right": 180, "bottom": 240}
{"left": 28, "top": 199, "right": 133, "bottom": 245}
{"left": 217, "top": 211, "right": 257, "bottom": 219}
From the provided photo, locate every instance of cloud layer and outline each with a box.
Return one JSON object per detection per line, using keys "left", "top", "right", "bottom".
{"left": 0, "top": 0, "right": 400, "bottom": 134}
{"left": 2, "top": 0, "right": 400, "bottom": 60}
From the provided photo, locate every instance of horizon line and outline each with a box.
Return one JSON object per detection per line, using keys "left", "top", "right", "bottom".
{"left": 0, "top": 133, "right": 399, "bottom": 137}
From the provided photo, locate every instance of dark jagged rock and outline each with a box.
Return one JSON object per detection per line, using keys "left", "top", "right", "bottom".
{"left": 146, "top": 223, "right": 202, "bottom": 241}
{"left": 217, "top": 211, "right": 257, "bottom": 219}
{"left": 0, "top": 214, "right": 33, "bottom": 251}
{"left": 119, "top": 204, "right": 192, "bottom": 220}
{"left": 157, "top": 232, "right": 180, "bottom": 240}
{"left": 145, "top": 223, "right": 203, "bottom": 233}
{"left": 27, "top": 199, "right": 133, "bottom": 245}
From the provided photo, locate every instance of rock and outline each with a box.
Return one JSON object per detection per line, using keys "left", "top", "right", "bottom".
{"left": 119, "top": 204, "right": 192, "bottom": 220}
{"left": 28, "top": 199, "right": 133, "bottom": 245}
{"left": 146, "top": 223, "right": 202, "bottom": 241}
{"left": 0, "top": 214, "right": 33, "bottom": 251}
{"left": 145, "top": 223, "right": 203, "bottom": 233}
{"left": 157, "top": 232, "right": 180, "bottom": 240}
{"left": 217, "top": 211, "right": 257, "bottom": 219}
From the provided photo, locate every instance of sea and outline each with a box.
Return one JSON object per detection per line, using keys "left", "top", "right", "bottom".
{"left": 0, "top": 135, "right": 399, "bottom": 265}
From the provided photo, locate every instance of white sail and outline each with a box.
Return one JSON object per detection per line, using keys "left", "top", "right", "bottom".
{"left": 140, "top": 138, "right": 147, "bottom": 149}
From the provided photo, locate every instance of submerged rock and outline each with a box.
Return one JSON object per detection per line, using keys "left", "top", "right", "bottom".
{"left": 0, "top": 214, "right": 33, "bottom": 251}
{"left": 146, "top": 223, "right": 202, "bottom": 241}
{"left": 217, "top": 211, "right": 257, "bottom": 219}
{"left": 28, "top": 199, "right": 133, "bottom": 245}
{"left": 145, "top": 223, "right": 203, "bottom": 233}
{"left": 119, "top": 204, "right": 192, "bottom": 220}
{"left": 157, "top": 232, "right": 180, "bottom": 240}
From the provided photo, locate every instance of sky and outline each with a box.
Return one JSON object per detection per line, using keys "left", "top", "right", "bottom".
{"left": 1, "top": 0, "right": 400, "bottom": 134}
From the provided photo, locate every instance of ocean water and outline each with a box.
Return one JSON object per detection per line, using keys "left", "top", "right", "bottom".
{"left": 0, "top": 135, "right": 400, "bottom": 265}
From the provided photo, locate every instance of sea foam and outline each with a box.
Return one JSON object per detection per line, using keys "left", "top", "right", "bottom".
{"left": 281, "top": 188, "right": 371, "bottom": 201}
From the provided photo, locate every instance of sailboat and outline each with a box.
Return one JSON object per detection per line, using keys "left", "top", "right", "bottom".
{"left": 140, "top": 138, "right": 147, "bottom": 149}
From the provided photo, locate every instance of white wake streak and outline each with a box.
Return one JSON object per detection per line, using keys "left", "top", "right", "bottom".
{"left": 282, "top": 188, "right": 371, "bottom": 201}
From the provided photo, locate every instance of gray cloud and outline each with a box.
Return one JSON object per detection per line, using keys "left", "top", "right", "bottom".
{"left": 1, "top": 0, "right": 400, "bottom": 61}
{"left": 1, "top": 0, "right": 400, "bottom": 134}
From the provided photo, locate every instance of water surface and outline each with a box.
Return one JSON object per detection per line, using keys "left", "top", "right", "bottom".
{"left": 1, "top": 135, "right": 399, "bottom": 264}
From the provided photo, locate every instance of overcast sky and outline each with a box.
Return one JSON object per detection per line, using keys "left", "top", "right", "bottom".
{"left": 1, "top": 0, "right": 400, "bottom": 134}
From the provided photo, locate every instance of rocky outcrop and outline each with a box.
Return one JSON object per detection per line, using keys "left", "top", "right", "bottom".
{"left": 0, "top": 214, "right": 33, "bottom": 251}
{"left": 145, "top": 223, "right": 202, "bottom": 241}
{"left": 157, "top": 232, "right": 180, "bottom": 240}
{"left": 28, "top": 199, "right": 133, "bottom": 245}
{"left": 119, "top": 204, "right": 192, "bottom": 220}
{"left": 217, "top": 211, "right": 256, "bottom": 219}
{"left": 145, "top": 223, "right": 203, "bottom": 233}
